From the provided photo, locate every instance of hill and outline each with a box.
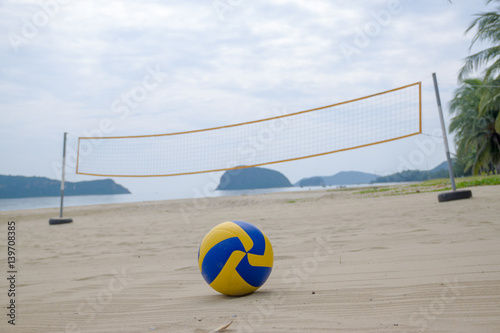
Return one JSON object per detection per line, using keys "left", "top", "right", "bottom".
{"left": 372, "top": 161, "right": 451, "bottom": 183}
{"left": 295, "top": 176, "right": 326, "bottom": 187}
{"left": 216, "top": 167, "right": 293, "bottom": 190}
{"left": 295, "top": 171, "right": 379, "bottom": 187}
{"left": 0, "top": 175, "right": 131, "bottom": 199}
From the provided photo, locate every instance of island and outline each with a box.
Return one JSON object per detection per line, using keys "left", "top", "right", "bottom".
{"left": 216, "top": 167, "right": 293, "bottom": 190}
{"left": 0, "top": 175, "right": 131, "bottom": 199}
{"left": 295, "top": 176, "right": 326, "bottom": 187}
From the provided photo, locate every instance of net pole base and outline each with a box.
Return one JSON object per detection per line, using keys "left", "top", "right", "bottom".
{"left": 49, "top": 217, "right": 73, "bottom": 225}
{"left": 437, "top": 190, "right": 472, "bottom": 203}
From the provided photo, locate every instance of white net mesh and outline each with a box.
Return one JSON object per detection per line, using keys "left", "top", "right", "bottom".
{"left": 76, "top": 82, "right": 421, "bottom": 177}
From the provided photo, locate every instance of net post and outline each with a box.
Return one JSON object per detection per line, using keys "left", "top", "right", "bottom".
{"left": 49, "top": 132, "right": 73, "bottom": 225}
{"left": 432, "top": 73, "right": 472, "bottom": 202}
{"left": 432, "top": 73, "right": 456, "bottom": 191}
{"left": 60, "top": 132, "right": 67, "bottom": 218}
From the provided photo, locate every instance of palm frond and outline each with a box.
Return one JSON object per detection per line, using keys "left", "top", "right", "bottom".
{"left": 466, "top": 12, "right": 500, "bottom": 47}
{"left": 460, "top": 2, "right": 500, "bottom": 79}
{"left": 484, "top": 54, "right": 500, "bottom": 79}
{"left": 449, "top": 76, "right": 500, "bottom": 175}
{"left": 459, "top": 46, "right": 500, "bottom": 80}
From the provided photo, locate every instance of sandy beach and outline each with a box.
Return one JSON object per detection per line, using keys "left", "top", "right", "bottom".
{"left": 1, "top": 185, "right": 499, "bottom": 333}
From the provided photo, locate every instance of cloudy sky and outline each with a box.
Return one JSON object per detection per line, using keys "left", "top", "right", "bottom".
{"left": 0, "top": 0, "right": 491, "bottom": 196}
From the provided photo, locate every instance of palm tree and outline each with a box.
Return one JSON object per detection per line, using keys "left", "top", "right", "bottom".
{"left": 459, "top": 0, "right": 500, "bottom": 80}
{"left": 453, "top": 147, "right": 475, "bottom": 177}
{"left": 449, "top": 78, "right": 500, "bottom": 174}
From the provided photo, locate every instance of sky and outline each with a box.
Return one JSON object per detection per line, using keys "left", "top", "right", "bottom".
{"left": 0, "top": 0, "right": 492, "bottom": 197}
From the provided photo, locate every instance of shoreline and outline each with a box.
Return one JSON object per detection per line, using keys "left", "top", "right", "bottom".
{"left": 0, "top": 181, "right": 424, "bottom": 213}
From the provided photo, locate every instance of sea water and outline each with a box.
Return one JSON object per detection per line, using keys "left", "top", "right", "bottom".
{"left": 0, "top": 183, "right": 399, "bottom": 212}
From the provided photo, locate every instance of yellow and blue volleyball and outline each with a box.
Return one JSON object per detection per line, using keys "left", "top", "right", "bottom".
{"left": 198, "top": 221, "right": 273, "bottom": 296}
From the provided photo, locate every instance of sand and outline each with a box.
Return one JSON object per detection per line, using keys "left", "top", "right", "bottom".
{"left": 0, "top": 185, "right": 499, "bottom": 333}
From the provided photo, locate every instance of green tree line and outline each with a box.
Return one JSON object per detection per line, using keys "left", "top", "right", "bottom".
{"left": 451, "top": 0, "right": 500, "bottom": 175}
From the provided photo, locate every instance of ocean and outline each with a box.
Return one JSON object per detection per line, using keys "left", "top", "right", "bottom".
{"left": 0, "top": 183, "right": 393, "bottom": 212}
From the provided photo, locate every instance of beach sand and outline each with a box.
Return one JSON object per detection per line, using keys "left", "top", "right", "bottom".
{"left": 1, "top": 185, "right": 499, "bottom": 332}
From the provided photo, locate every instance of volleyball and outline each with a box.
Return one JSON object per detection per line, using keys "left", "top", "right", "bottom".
{"left": 198, "top": 221, "right": 274, "bottom": 296}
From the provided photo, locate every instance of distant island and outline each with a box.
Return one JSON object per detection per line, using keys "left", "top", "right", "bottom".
{"left": 217, "top": 167, "right": 293, "bottom": 190}
{"left": 295, "top": 171, "right": 379, "bottom": 187}
{"left": 0, "top": 175, "right": 130, "bottom": 199}
{"left": 216, "top": 166, "right": 446, "bottom": 191}
{"left": 295, "top": 163, "right": 453, "bottom": 187}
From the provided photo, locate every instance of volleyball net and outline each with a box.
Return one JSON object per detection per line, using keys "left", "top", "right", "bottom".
{"left": 76, "top": 82, "right": 422, "bottom": 177}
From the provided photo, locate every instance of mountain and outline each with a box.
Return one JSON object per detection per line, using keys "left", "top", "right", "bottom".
{"left": 431, "top": 161, "right": 449, "bottom": 172}
{"left": 0, "top": 175, "right": 131, "bottom": 199}
{"left": 322, "top": 171, "right": 379, "bottom": 185}
{"left": 372, "top": 162, "right": 450, "bottom": 183}
{"left": 295, "top": 171, "right": 379, "bottom": 187}
{"left": 216, "top": 167, "right": 293, "bottom": 190}
{"left": 295, "top": 176, "right": 326, "bottom": 187}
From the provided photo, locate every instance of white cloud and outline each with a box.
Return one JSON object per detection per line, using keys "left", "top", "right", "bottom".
{"left": 0, "top": 0, "right": 493, "bottom": 191}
